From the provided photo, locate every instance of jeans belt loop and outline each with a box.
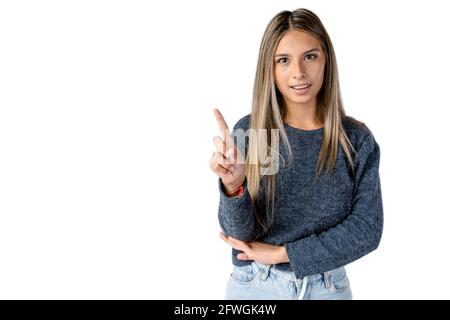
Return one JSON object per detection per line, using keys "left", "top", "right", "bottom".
{"left": 260, "top": 264, "right": 272, "bottom": 281}
{"left": 323, "top": 271, "right": 332, "bottom": 289}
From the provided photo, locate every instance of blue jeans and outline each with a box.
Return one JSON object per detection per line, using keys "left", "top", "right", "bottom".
{"left": 225, "top": 261, "right": 352, "bottom": 300}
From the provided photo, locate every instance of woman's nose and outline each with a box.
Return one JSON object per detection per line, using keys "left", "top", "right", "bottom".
{"left": 292, "top": 61, "right": 307, "bottom": 79}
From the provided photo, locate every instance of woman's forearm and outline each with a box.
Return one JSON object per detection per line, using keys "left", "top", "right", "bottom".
{"left": 276, "top": 245, "right": 290, "bottom": 263}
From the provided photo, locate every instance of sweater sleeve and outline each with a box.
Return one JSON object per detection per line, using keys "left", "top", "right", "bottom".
{"left": 284, "top": 131, "right": 384, "bottom": 278}
{"left": 217, "top": 116, "right": 261, "bottom": 241}
{"left": 218, "top": 177, "right": 261, "bottom": 240}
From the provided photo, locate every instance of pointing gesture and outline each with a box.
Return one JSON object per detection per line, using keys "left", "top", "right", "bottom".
{"left": 209, "top": 109, "right": 246, "bottom": 193}
{"left": 214, "top": 108, "right": 234, "bottom": 153}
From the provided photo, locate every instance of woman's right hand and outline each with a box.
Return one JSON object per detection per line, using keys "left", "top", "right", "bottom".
{"left": 209, "top": 108, "right": 246, "bottom": 193}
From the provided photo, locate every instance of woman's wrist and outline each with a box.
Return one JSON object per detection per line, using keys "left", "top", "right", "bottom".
{"left": 276, "top": 245, "right": 290, "bottom": 263}
{"left": 225, "top": 183, "right": 244, "bottom": 197}
{"left": 223, "top": 178, "right": 246, "bottom": 197}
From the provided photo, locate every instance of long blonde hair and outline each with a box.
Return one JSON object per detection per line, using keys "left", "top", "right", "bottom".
{"left": 247, "top": 8, "right": 365, "bottom": 239}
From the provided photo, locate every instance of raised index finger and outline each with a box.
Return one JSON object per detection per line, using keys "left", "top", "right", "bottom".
{"left": 213, "top": 108, "right": 234, "bottom": 149}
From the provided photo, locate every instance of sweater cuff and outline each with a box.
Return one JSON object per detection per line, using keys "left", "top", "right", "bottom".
{"left": 218, "top": 177, "right": 249, "bottom": 202}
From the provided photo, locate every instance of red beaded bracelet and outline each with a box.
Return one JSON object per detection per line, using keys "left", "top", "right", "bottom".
{"left": 225, "top": 184, "right": 245, "bottom": 198}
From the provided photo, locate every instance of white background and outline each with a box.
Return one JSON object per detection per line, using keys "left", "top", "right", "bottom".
{"left": 1, "top": 0, "right": 449, "bottom": 299}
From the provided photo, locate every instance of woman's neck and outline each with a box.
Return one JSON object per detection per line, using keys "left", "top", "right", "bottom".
{"left": 283, "top": 102, "right": 324, "bottom": 130}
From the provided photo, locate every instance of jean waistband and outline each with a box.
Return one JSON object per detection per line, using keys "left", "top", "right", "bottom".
{"left": 250, "top": 261, "right": 345, "bottom": 287}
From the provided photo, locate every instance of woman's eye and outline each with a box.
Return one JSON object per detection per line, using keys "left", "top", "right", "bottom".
{"left": 277, "top": 55, "right": 316, "bottom": 64}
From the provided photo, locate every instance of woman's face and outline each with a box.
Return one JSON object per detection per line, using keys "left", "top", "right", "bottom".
{"left": 274, "top": 29, "right": 326, "bottom": 108}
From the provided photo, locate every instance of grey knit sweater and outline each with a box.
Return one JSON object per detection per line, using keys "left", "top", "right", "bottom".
{"left": 217, "top": 114, "right": 383, "bottom": 279}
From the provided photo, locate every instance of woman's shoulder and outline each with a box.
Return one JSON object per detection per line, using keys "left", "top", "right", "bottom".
{"left": 232, "top": 113, "right": 252, "bottom": 132}
{"left": 341, "top": 115, "right": 377, "bottom": 151}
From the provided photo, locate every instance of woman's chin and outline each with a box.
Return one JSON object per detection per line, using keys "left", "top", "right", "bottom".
{"left": 288, "top": 95, "right": 313, "bottom": 104}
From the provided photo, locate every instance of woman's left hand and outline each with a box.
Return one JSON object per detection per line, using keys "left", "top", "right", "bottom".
{"left": 219, "top": 231, "right": 288, "bottom": 265}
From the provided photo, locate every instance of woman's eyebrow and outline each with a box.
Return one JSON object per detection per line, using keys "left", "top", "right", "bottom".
{"left": 275, "top": 48, "right": 320, "bottom": 57}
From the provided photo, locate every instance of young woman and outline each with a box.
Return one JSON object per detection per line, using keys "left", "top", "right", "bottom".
{"left": 209, "top": 8, "right": 383, "bottom": 300}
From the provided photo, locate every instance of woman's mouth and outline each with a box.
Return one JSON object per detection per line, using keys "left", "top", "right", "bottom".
{"left": 289, "top": 83, "right": 311, "bottom": 95}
